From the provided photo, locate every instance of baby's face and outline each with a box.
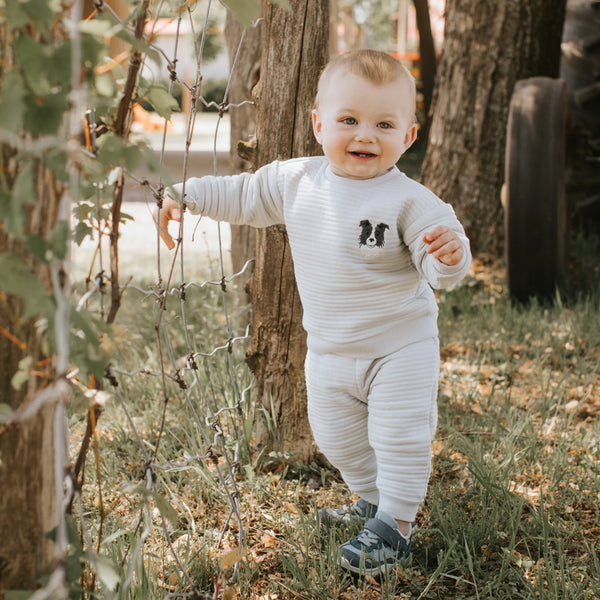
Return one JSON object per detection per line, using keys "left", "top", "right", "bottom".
{"left": 312, "top": 70, "right": 417, "bottom": 180}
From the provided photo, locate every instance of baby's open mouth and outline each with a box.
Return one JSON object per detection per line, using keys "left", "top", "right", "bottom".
{"left": 351, "top": 151, "right": 376, "bottom": 158}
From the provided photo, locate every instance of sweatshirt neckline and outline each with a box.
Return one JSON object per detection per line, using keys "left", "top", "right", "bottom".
{"left": 324, "top": 163, "right": 402, "bottom": 187}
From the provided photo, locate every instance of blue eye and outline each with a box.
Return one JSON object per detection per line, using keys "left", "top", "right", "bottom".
{"left": 378, "top": 122, "right": 393, "bottom": 129}
{"left": 342, "top": 117, "right": 357, "bottom": 125}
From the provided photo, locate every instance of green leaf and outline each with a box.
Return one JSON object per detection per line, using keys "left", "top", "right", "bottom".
{"left": 23, "top": 91, "right": 69, "bottom": 136}
{"left": 220, "top": 0, "right": 260, "bottom": 28}
{"left": 14, "top": 161, "right": 37, "bottom": 209}
{"left": 42, "top": 148, "right": 69, "bottom": 183}
{"left": 221, "top": 0, "right": 290, "bottom": 27}
{"left": 84, "top": 551, "right": 120, "bottom": 591}
{"left": 145, "top": 85, "right": 180, "bottom": 120}
{"left": 22, "top": 0, "right": 57, "bottom": 32}
{"left": 24, "top": 234, "right": 51, "bottom": 264}
{"left": 95, "top": 72, "right": 117, "bottom": 98}
{"left": 78, "top": 19, "right": 116, "bottom": 37}
{"left": 73, "top": 221, "right": 94, "bottom": 246}
{"left": 47, "top": 40, "right": 72, "bottom": 88}
{"left": 96, "top": 133, "right": 153, "bottom": 173}
{"left": 81, "top": 33, "right": 106, "bottom": 75}
{"left": 115, "top": 29, "right": 161, "bottom": 65}
{"left": 71, "top": 309, "right": 100, "bottom": 348}
{"left": 96, "top": 132, "right": 126, "bottom": 168}
{"left": 48, "top": 220, "right": 69, "bottom": 261}
{"left": 0, "top": 70, "right": 25, "bottom": 133}
{"left": 0, "top": 189, "right": 23, "bottom": 239}
{"left": 0, "top": 162, "right": 37, "bottom": 238}
{"left": 151, "top": 492, "right": 178, "bottom": 527}
{"left": 73, "top": 202, "right": 95, "bottom": 220}
{"left": 100, "top": 528, "right": 129, "bottom": 547}
{"left": 2, "top": 1, "right": 31, "bottom": 30}
{"left": 3, "top": 0, "right": 56, "bottom": 32}
{"left": 70, "top": 309, "right": 106, "bottom": 379}
{"left": 46, "top": 515, "right": 84, "bottom": 554}
{"left": 0, "top": 253, "right": 53, "bottom": 319}
{"left": 11, "top": 356, "right": 33, "bottom": 391}
{"left": 15, "top": 34, "right": 51, "bottom": 96}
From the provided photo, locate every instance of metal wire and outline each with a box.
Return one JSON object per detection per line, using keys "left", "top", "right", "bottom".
{"left": 32, "top": 1, "right": 256, "bottom": 596}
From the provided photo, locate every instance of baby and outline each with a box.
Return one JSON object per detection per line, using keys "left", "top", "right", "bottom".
{"left": 158, "top": 49, "right": 471, "bottom": 577}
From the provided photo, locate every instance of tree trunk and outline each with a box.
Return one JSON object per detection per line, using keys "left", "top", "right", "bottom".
{"left": 421, "top": 0, "right": 567, "bottom": 256}
{"left": 247, "top": 0, "right": 329, "bottom": 462}
{"left": 413, "top": 0, "right": 436, "bottom": 119}
{"left": 0, "top": 165, "right": 63, "bottom": 590}
{"left": 224, "top": 12, "right": 260, "bottom": 276}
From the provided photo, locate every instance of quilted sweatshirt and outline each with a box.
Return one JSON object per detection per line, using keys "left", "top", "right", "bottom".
{"left": 174, "top": 156, "right": 471, "bottom": 359}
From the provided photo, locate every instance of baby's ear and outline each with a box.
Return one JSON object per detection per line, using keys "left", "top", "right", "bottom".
{"left": 312, "top": 109, "right": 322, "bottom": 143}
{"left": 403, "top": 123, "right": 418, "bottom": 151}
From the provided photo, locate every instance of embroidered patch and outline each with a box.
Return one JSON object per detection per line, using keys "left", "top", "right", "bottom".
{"left": 359, "top": 220, "right": 389, "bottom": 248}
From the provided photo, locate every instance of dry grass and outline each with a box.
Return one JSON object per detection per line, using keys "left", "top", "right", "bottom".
{"left": 70, "top": 242, "right": 600, "bottom": 599}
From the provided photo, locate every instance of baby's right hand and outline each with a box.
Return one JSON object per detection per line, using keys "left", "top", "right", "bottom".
{"left": 155, "top": 194, "right": 183, "bottom": 250}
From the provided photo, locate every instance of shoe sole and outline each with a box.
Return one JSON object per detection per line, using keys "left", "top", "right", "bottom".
{"left": 338, "top": 554, "right": 407, "bottom": 578}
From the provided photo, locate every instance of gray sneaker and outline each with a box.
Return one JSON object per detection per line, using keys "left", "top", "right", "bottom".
{"left": 319, "top": 497, "right": 378, "bottom": 527}
{"left": 338, "top": 511, "right": 411, "bottom": 577}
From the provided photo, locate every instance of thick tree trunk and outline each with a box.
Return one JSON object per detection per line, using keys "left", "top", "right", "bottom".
{"left": 0, "top": 404, "right": 61, "bottom": 590}
{"left": 0, "top": 165, "right": 62, "bottom": 590}
{"left": 224, "top": 12, "right": 260, "bottom": 275}
{"left": 247, "top": 0, "right": 328, "bottom": 461}
{"left": 421, "top": 0, "right": 566, "bottom": 256}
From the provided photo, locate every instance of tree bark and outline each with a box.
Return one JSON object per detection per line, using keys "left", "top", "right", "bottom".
{"left": 224, "top": 12, "right": 260, "bottom": 276}
{"left": 0, "top": 164, "right": 62, "bottom": 590}
{"left": 421, "top": 0, "right": 567, "bottom": 256}
{"left": 247, "top": 0, "right": 329, "bottom": 461}
{"left": 413, "top": 0, "right": 436, "bottom": 119}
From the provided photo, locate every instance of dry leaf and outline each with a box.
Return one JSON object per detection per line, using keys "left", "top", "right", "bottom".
{"left": 223, "top": 585, "right": 238, "bottom": 600}
{"left": 219, "top": 547, "right": 247, "bottom": 570}
{"left": 260, "top": 531, "right": 278, "bottom": 549}
{"left": 281, "top": 501, "right": 298, "bottom": 514}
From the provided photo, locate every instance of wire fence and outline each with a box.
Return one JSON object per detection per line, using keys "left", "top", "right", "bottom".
{"left": 30, "top": 1, "right": 255, "bottom": 597}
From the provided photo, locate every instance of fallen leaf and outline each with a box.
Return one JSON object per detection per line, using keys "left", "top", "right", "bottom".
{"left": 281, "top": 501, "right": 298, "bottom": 514}
{"left": 219, "top": 547, "right": 247, "bottom": 570}
{"left": 260, "top": 531, "right": 278, "bottom": 549}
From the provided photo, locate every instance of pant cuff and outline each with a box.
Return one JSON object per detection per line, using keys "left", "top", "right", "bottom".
{"left": 378, "top": 493, "right": 419, "bottom": 522}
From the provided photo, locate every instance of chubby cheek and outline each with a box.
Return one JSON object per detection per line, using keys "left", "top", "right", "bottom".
{"left": 322, "top": 136, "right": 347, "bottom": 160}
{"left": 383, "top": 140, "right": 407, "bottom": 163}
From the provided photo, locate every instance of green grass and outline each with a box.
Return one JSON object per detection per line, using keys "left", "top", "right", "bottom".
{"left": 68, "top": 232, "right": 600, "bottom": 599}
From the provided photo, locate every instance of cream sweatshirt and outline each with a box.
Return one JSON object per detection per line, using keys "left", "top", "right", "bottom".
{"left": 175, "top": 156, "right": 471, "bottom": 359}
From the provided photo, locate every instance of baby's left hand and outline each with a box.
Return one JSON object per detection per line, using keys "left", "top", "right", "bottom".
{"left": 423, "top": 226, "right": 464, "bottom": 266}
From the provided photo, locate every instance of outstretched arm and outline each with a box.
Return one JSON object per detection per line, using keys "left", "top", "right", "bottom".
{"left": 155, "top": 161, "right": 286, "bottom": 251}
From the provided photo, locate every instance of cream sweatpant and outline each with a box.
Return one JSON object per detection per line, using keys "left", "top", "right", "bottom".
{"left": 306, "top": 337, "right": 440, "bottom": 522}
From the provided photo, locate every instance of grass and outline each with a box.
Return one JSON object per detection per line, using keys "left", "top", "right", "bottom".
{"left": 68, "top": 231, "right": 600, "bottom": 599}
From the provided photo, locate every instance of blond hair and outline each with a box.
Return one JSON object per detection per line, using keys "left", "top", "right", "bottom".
{"left": 315, "top": 49, "right": 416, "bottom": 120}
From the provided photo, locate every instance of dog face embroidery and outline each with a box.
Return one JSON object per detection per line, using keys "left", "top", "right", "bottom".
{"left": 359, "top": 220, "right": 389, "bottom": 248}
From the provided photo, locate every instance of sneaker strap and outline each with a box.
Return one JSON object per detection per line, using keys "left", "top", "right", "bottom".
{"left": 364, "top": 517, "right": 407, "bottom": 549}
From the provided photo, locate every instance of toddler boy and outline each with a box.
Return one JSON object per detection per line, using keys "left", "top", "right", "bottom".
{"left": 158, "top": 49, "right": 471, "bottom": 577}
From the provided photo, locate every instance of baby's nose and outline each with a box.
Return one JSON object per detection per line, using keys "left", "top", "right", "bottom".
{"left": 355, "top": 125, "right": 376, "bottom": 142}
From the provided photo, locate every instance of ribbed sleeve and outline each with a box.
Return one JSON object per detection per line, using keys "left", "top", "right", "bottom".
{"left": 173, "top": 162, "right": 285, "bottom": 227}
